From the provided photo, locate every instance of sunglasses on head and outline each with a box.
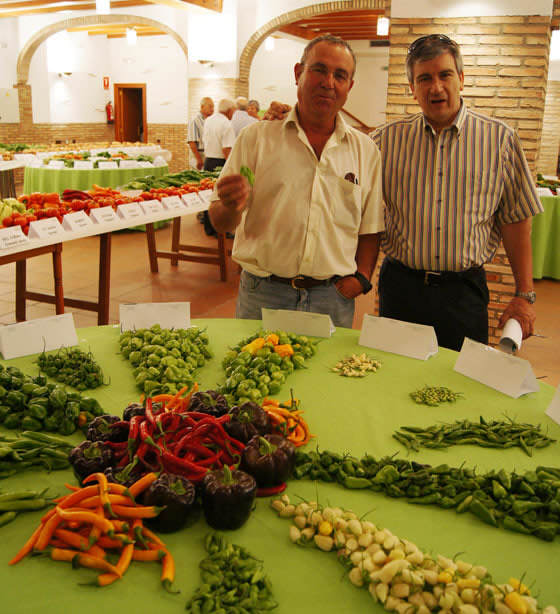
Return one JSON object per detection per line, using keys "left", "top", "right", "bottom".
{"left": 407, "top": 34, "right": 454, "bottom": 56}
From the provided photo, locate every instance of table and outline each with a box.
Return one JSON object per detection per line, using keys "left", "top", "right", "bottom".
{"left": 0, "top": 320, "right": 558, "bottom": 612}
{"left": 533, "top": 195, "right": 560, "bottom": 279}
{"left": 0, "top": 160, "right": 26, "bottom": 198}
{"left": 23, "top": 164, "right": 169, "bottom": 194}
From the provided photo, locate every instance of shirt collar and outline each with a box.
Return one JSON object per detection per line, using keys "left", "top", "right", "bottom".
{"left": 285, "top": 105, "right": 349, "bottom": 141}
{"left": 422, "top": 98, "right": 466, "bottom": 136}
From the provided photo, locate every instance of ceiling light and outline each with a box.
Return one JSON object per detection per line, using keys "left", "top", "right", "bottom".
{"left": 96, "top": 0, "right": 110, "bottom": 14}
{"left": 377, "top": 17, "right": 389, "bottom": 36}
{"left": 126, "top": 28, "right": 137, "bottom": 46}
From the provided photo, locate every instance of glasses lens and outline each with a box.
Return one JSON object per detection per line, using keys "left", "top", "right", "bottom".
{"left": 408, "top": 34, "right": 453, "bottom": 55}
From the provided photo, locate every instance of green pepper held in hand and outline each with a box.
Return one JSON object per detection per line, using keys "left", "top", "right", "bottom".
{"left": 240, "top": 434, "right": 296, "bottom": 488}
{"left": 240, "top": 165, "right": 255, "bottom": 187}
{"left": 202, "top": 465, "right": 257, "bottom": 530}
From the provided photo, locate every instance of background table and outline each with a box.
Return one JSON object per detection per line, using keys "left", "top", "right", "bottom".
{"left": 0, "top": 160, "right": 26, "bottom": 198}
{"left": 533, "top": 195, "right": 560, "bottom": 279}
{"left": 23, "top": 164, "right": 169, "bottom": 194}
{"left": 0, "top": 319, "right": 558, "bottom": 612}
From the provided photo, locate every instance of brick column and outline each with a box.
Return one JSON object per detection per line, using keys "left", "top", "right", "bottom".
{"left": 538, "top": 81, "right": 560, "bottom": 175}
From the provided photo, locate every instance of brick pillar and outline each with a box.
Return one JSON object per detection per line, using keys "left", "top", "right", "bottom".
{"left": 15, "top": 83, "right": 33, "bottom": 141}
{"left": 537, "top": 81, "right": 560, "bottom": 175}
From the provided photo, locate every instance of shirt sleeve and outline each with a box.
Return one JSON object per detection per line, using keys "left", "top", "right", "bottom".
{"left": 496, "top": 130, "right": 544, "bottom": 225}
{"left": 187, "top": 118, "right": 197, "bottom": 143}
{"left": 222, "top": 122, "right": 236, "bottom": 149}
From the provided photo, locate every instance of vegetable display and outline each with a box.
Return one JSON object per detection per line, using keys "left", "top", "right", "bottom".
{"left": 219, "top": 330, "right": 319, "bottom": 406}
{"left": 393, "top": 416, "right": 557, "bottom": 455}
{"left": 0, "top": 488, "right": 50, "bottom": 527}
{"left": 121, "top": 168, "right": 219, "bottom": 191}
{"left": 293, "top": 450, "right": 560, "bottom": 542}
{"left": 409, "top": 385, "right": 463, "bottom": 406}
{"left": 186, "top": 533, "right": 277, "bottom": 613}
{"left": 37, "top": 346, "right": 105, "bottom": 390}
{"left": 262, "top": 396, "right": 313, "bottom": 447}
{"left": 0, "top": 431, "right": 74, "bottom": 479}
{"left": 119, "top": 324, "right": 212, "bottom": 395}
{"left": 271, "top": 495, "right": 558, "bottom": 614}
{"left": 9, "top": 472, "right": 178, "bottom": 592}
{"left": 240, "top": 434, "right": 296, "bottom": 488}
{"left": 331, "top": 353, "right": 381, "bottom": 378}
{"left": 0, "top": 363, "right": 105, "bottom": 435}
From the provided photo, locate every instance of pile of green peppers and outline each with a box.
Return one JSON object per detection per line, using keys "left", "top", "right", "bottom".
{"left": 0, "top": 363, "right": 104, "bottom": 435}
{"left": 119, "top": 324, "right": 213, "bottom": 395}
{"left": 218, "top": 330, "right": 318, "bottom": 407}
{"left": 293, "top": 449, "right": 560, "bottom": 542}
{"left": 37, "top": 346, "right": 105, "bottom": 390}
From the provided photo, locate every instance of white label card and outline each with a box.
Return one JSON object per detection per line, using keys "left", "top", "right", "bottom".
{"left": 120, "top": 302, "right": 191, "bottom": 331}
{"left": 359, "top": 314, "right": 438, "bottom": 360}
{"left": 261, "top": 308, "right": 334, "bottom": 338}
{"left": 182, "top": 192, "right": 202, "bottom": 208}
{"left": 138, "top": 161, "right": 153, "bottom": 168}
{"left": 62, "top": 210, "right": 93, "bottom": 232}
{"left": 546, "top": 386, "right": 560, "bottom": 425}
{"left": 197, "top": 189, "right": 213, "bottom": 203}
{"left": 47, "top": 160, "right": 65, "bottom": 169}
{"left": 0, "top": 313, "right": 78, "bottom": 360}
{"left": 119, "top": 160, "right": 141, "bottom": 169}
{"left": 161, "top": 196, "right": 185, "bottom": 212}
{"left": 74, "top": 160, "right": 94, "bottom": 170}
{"left": 0, "top": 226, "right": 29, "bottom": 250}
{"left": 97, "top": 161, "right": 119, "bottom": 169}
{"left": 28, "top": 217, "right": 65, "bottom": 239}
{"left": 454, "top": 337, "right": 539, "bottom": 398}
{"left": 139, "top": 199, "right": 164, "bottom": 215}
{"left": 117, "top": 202, "right": 144, "bottom": 221}
{"left": 89, "top": 206, "right": 118, "bottom": 224}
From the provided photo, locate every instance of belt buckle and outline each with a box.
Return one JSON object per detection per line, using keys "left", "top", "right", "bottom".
{"left": 291, "top": 275, "right": 305, "bottom": 289}
{"left": 424, "top": 271, "right": 441, "bottom": 285}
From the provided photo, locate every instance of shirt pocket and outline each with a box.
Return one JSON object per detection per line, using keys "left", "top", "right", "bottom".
{"left": 328, "top": 176, "right": 362, "bottom": 232}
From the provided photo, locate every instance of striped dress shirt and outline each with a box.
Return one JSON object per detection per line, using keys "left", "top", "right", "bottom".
{"left": 187, "top": 112, "right": 205, "bottom": 153}
{"left": 371, "top": 101, "right": 543, "bottom": 272}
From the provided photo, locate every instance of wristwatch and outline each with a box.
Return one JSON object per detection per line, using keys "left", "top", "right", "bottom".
{"left": 353, "top": 271, "right": 373, "bottom": 295}
{"left": 515, "top": 291, "right": 536, "bottom": 304}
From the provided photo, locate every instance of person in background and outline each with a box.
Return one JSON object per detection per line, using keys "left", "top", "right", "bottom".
{"left": 208, "top": 35, "right": 385, "bottom": 328}
{"left": 371, "top": 34, "right": 543, "bottom": 351}
{"left": 247, "top": 99, "right": 261, "bottom": 120}
{"left": 187, "top": 97, "right": 214, "bottom": 170}
{"left": 201, "top": 98, "right": 236, "bottom": 236}
{"left": 231, "top": 97, "right": 258, "bottom": 137}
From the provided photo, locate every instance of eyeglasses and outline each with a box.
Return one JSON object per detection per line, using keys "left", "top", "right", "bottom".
{"left": 407, "top": 34, "right": 454, "bottom": 56}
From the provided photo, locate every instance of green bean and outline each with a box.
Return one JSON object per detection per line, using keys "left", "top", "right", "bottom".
{"left": 0, "top": 511, "right": 17, "bottom": 527}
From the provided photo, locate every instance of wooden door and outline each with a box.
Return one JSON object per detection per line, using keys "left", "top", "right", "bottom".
{"left": 114, "top": 83, "right": 147, "bottom": 142}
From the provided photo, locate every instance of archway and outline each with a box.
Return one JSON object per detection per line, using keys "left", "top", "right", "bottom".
{"left": 238, "top": 0, "right": 386, "bottom": 93}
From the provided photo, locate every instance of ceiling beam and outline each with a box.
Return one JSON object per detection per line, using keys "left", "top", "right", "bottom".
{"left": 141, "top": 0, "right": 222, "bottom": 11}
{"left": 0, "top": 1, "right": 149, "bottom": 18}
{"left": 277, "top": 24, "right": 317, "bottom": 41}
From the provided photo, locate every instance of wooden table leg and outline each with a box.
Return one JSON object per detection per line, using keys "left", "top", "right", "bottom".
{"left": 217, "top": 232, "right": 227, "bottom": 282}
{"left": 145, "top": 223, "right": 159, "bottom": 273}
{"left": 98, "top": 233, "right": 111, "bottom": 325}
{"left": 15, "top": 259, "right": 26, "bottom": 322}
{"left": 52, "top": 244, "right": 64, "bottom": 314}
{"left": 171, "top": 217, "right": 181, "bottom": 267}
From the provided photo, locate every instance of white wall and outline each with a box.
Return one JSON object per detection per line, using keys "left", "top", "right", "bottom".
{"left": 392, "top": 0, "right": 552, "bottom": 17}
{"left": 249, "top": 36, "right": 304, "bottom": 110}
{"left": 109, "top": 35, "right": 188, "bottom": 124}
{"left": 349, "top": 42, "right": 389, "bottom": 128}
{"left": 0, "top": 19, "right": 19, "bottom": 88}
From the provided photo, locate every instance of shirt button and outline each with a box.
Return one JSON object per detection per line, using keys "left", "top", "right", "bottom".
{"left": 438, "top": 171, "right": 443, "bottom": 177}
{"left": 437, "top": 226, "right": 441, "bottom": 231}
{"left": 435, "top": 255, "right": 440, "bottom": 259}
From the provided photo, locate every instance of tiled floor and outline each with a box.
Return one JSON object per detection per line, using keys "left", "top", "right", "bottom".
{"left": 0, "top": 215, "right": 558, "bottom": 387}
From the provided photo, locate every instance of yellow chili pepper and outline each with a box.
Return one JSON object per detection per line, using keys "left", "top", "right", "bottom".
{"left": 274, "top": 344, "right": 294, "bottom": 357}
{"left": 505, "top": 591, "right": 528, "bottom": 614}
{"left": 437, "top": 571, "right": 453, "bottom": 584}
{"left": 242, "top": 338, "right": 266, "bottom": 355}
{"left": 509, "top": 578, "right": 530, "bottom": 595}
{"left": 265, "top": 333, "right": 279, "bottom": 345}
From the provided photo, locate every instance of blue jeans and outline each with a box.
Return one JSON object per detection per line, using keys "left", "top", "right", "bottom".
{"left": 235, "top": 270, "right": 355, "bottom": 328}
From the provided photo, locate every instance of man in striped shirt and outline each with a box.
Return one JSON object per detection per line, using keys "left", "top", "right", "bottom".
{"left": 371, "top": 34, "right": 543, "bottom": 351}
{"left": 187, "top": 97, "right": 214, "bottom": 170}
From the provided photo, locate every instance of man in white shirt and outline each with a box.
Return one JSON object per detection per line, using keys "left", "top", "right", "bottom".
{"left": 187, "top": 97, "right": 214, "bottom": 170}
{"left": 202, "top": 99, "right": 236, "bottom": 235}
{"left": 231, "top": 97, "right": 258, "bottom": 137}
{"left": 208, "top": 36, "right": 385, "bottom": 328}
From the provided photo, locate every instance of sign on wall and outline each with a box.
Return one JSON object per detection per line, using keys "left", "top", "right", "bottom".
{"left": 0, "top": 88, "right": 19, "bottom": 123}
{"left": 103, "top": 76, "right": 109, "bottom": 90}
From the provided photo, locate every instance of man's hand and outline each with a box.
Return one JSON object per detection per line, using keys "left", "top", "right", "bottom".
{"left": 263, "top": 101, "right": 291, "bottom": 121}
{"left": 498, "top": 297, "right": 536, "bottom": 339}
{"left": 217, "top": 174, "right": 250, "bottom": 214}
{"left": 335, "top": 275, "right": 363, "bottom": 300}
{"left": 196, "top": 160, "right": 203, "bottom": 170}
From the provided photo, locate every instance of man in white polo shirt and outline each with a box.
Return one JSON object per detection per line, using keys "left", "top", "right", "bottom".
{"left": 202, "top": 98, "right": 236, "bottom": 235}
{"left": 208, "top": 35, "right": 385, "bottom": 328}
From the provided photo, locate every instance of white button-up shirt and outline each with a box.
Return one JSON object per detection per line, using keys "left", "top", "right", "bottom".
{"left": 203, "top": 113, "right": 235, "bottom": 160}
{"left": 211, "top": 107, "right": 385, "bottom": 279}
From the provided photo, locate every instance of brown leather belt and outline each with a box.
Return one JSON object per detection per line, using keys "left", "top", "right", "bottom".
{"left": 387, "top": 258, "right": 484, "bottom": 286}
{"left": 269, "top": 274, "right": 334, "bottom": 289}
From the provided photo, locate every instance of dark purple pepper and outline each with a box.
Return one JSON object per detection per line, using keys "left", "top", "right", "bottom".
{"left": 69, "top": 440, "right": 114, "bottom": 484}
{"left": 188, "top": 390, "right": 229, "bottom": 417}
{"left": 122, "top": 402, "right": 145, "bottom": 422}
{"left": 240, "top": 434, "right": 295, "bottom": 487}
{"left": 224, "top": 401, "right": 271, "bottom": 444}
{"left": 87, "top": 414, "right": 128, "bottom": 443}
{"left": 202, "top": 466, "right": 256, "bottom": 530}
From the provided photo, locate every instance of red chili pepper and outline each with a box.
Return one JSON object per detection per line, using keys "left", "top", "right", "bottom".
{"left": 145, "top": 398, "right": 156, "bottom": 427}
{"left": 256, "top": 483, "right": 287, "bottom": 497}
{"left": 161, "top": 450, "right": 207, "bottom": 476}
{"left": 105, "top": 441, "right": 128, "bottom": 451}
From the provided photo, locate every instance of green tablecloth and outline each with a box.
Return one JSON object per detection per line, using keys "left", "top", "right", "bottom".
{"left": 533, "top": 195, "right": 560, "bottom": 279}
{"left": 0, "top": 319, "right": 558, "bottom": 612}
{"left": 22, "top": 165, "right": 169, "bottom": 194}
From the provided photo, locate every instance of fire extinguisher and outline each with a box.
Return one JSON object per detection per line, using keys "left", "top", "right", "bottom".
{"left": 105, "top": 101, "right": 114, "bottom": 124}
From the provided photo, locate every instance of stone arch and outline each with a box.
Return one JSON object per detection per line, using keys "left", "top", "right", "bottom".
{"left": 237, "top": 0, "right": 387, "bottom": 95}
{"left": 17, "top": 14, "right": 188, "bottom": 85}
